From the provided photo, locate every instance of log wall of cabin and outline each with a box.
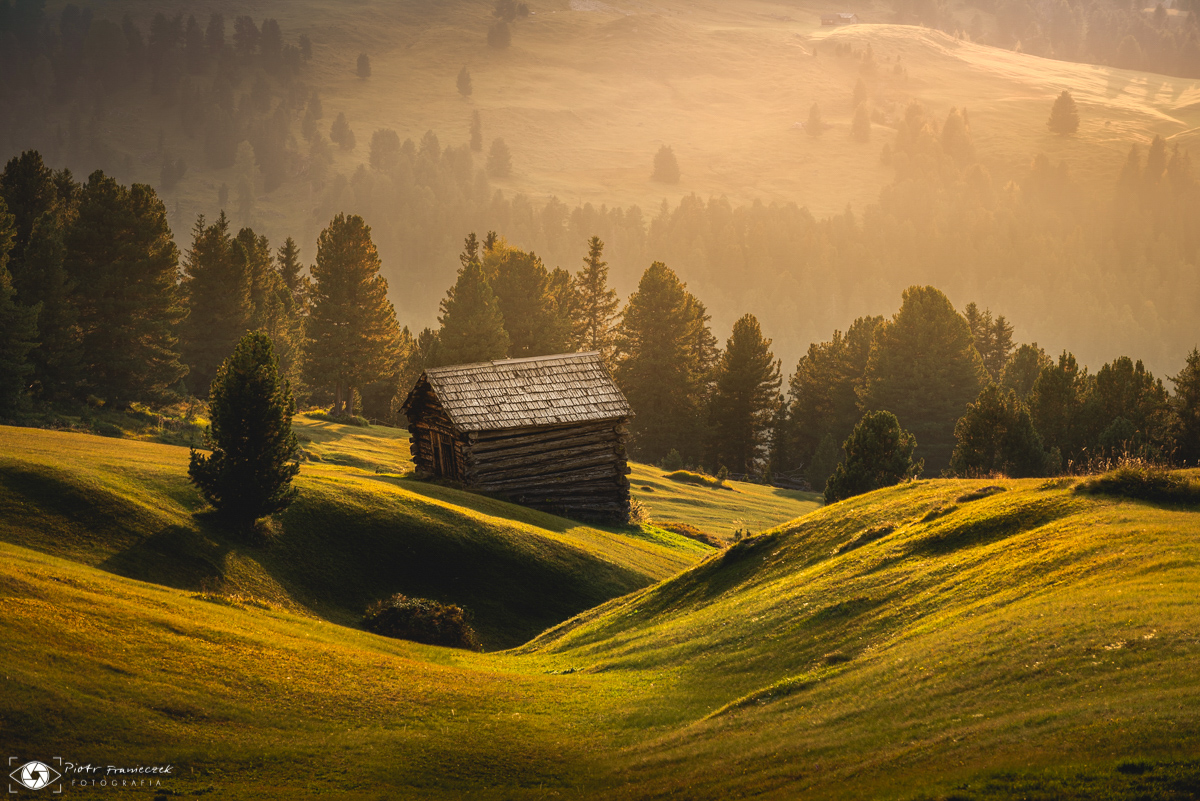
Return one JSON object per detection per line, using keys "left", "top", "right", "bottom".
{"left": 406, "top": 386, "right": 467, "bottom": 480}
{"left": 461, "top": 419, "right": 632, "bottom": 523}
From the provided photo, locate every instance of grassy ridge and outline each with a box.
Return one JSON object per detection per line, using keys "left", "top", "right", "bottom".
{"left": 0, "top": 424, "right": 709, "bottom": 648}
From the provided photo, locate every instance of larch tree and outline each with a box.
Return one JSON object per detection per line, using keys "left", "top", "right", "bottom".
{"left": 709, "top": 314, "right": 782, "bottom": 475}
{"left": 573, "top": 236, "right": 620, "bottom": 365}
{"left": 276, "top": 236, "right": 307, "bottom": 311}
{"left": 490, "top": 246, "right": 571, "bottom": 357}
{"left": 64, "top": 171, "right": 186, "bottom": 407}
{"left": 181, "top": 212, "right": 251, "bottom": 397}
{"left": 303, "top": 214, "right": 400, "bottom": 415}
{"left": 858, "top": 285, "right": 986, "bottom": 473}
{"left": 436, "top": 233, "right": 509, "bottom": 365}
{"left": 1047, "top": 90, "right": 1080, "bottom": 135}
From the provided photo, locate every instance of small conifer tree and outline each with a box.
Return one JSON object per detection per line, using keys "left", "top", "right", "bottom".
{"left": 1047, "top": 90, "right": 1080, "bottom": 135}
{"left": 651, "top": 145, "right": 680, "bottom": 183}
{"left": 487, "top": 138, "right": 512, "bottom": 178}
{"left": 357, "top": 53, "right": 371, "bottom": 78}
{"left": 823, "top": 410, "right": 921, "bottom": 503}
{"left": 457, "top": 66, "right": 473, "bottom": 98}
{"left": 188, "top": 331, "right": 301, "bottom": 528}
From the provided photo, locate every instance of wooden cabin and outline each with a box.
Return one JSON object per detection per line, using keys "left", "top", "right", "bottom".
{"left": 821, "top": 12, "right": 859, "bottom": 24}
{"left": 401, "top": 352, "right": 633, "bottom": 524}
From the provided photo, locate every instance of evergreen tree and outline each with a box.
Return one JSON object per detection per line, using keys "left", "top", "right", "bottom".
{"left": 64, "top": 171, "right": 186, "bottom": 407}
{"left": 487, "top": 138, "right": 512, "bottom": 178}
{"left": 987, "top": 314, "right": 1014, "bottom": 379}
{"left": 1047, "top": 89, "right": 1080, "bottom": 134}
{"left": 805, "top": 433, "right": 841, "bottom": 493}
{"left": 547, "top": 267, "right": 581, "bottom": 350}
{"left": 356, "top": 53, "right": 371, "bottom": 78}
{"left": 950, "top": 384, "right": 1053, "bottom": 478}
{"left": 457, "top": 66, "right": 472, "bottom": 98}
{"left": 331, "top": 112, "right": 356, "bottom": 151}
{"left": 22, "top": 209, "right": 81, "bottom": 399}
{"left": 824, "top": 410, "right": 921, "bottom": 504}
{"left": 573, "top": 236, "right": 620, "bottom": 365}
{"left": 436, "top": 234, "right": 509, "bottom": 365}
{"left": 491, "top": 246, "right": 571, "bottom": 357}
{"left": 0, "top": 197, "right": 38, "bottom": 412}
{"left": 303, "top": 214, "right": 400, "bottom": 415}
{"left": 652, "top": 145, "right": 680, "bottom": 183}
{"left": 1001, "top": 342, "right": 1052, "bottom": 399}
{"left": 188, "top": 331, "right": 300, "bottom": 528}
{"left": 615, "top": 262, "right": 712, "bottom": 463}
{"left": 709, "top": 314, "right": 782, "bottom": 475}
{"left": 0, "top": 151, "right": 59, "bottom": 288}
{"left": 1029, "top": 351, "right": 1090, "bottom": 468}
{"left": 1088, "top": 356, "right": 1172, "bottom": 459}
{"left": 181, "top": 212, "right": 251, "bottom": 397}
{"left": 858, "top": 286, "right": 986, "bottom": 473}
{"left": 807, "top": 102, "right": 823, "bottom": 137}
{"left": 236, "top": 227, "right": 299, "bottom": 383}
{"left": 1170, "top": 347, "right": 1200, "bottom": 465}
{"left": 852, "top": 103, "right": 871, "bottom": 142}
{"left": 276, "top": 236, "right": 307, "bottom": 310}
{"left": 470, "top": 110, "right": 483, "bottom": 152}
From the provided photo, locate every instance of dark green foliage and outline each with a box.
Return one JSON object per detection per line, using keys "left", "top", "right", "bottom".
{"left": 0, "top": 197, "right": 38, "bottom": 412}
{"left": 490, "top": 246, "right": 571, "bottom": 357}
{"left": 824, "top": 410, "right": 921, "bottom": 504}
{"left": 709, "top": 314, "right": 781, "bottom": 475}
{"left": 188, "top": 332, "right": 300, "bottom": 527}
{"left": 303, "top": 214, "right": 401, "bottom": 415}
{"left": 950, "top": 384, "right": 1054, "bottom": 478}
{"left": 615, "top": 262, "right": 715, "bottom": 464}
{"left": 356, "top": 52, "right": 370, "bottom": 78}
{"left": 276, "top": 236, "right": 307, "bottom": 310}
{"left": 1048, "top": 90, "right": 1080, "bottom": 134}
{"left": 1089, "top": 356, "right": 1172, "bottom": 460}
{"left": 661, "top": 448, "right": 684, "bottom": 471}
{"left": 363, "top": 594, "right": 482, "bottom": 650}
{"left": 859, "top": 286, "right": 986, "bottom": 473}
{"left": 1171, "top": 348, "right": 1200, "bottom": 465}
{"left": 1002, "top": 343, "right": 1052, "bottom": 399}
{"left": 457, "top": 66, "right": 472, "bottom": 98}
{"left": 805, "top": 433, "right": 841, "bottom": 493}
{"left": 574, "top": 236, "right": 620, "bottom": 365}
{"left": 652, "top": 145, "right": 680, "bottom": 183}
{"left": 963, "top": 302, "right": 1013, "bottom": 381}
{"left": 64, "top": 171, "right": 185, "bottom": 407}
{"left": 181, "top": 213, "right": 249, "bottom": 396}
{"left": 1076, "top": 459, "right": 1200, "bottom": 506}
{"left": 435, "top": 234, "right": 509, "bottom": 365}
{"left": 21, "top": 209, "right": 80, "bottom": 399}
{"left": 487, "top": 138, "right": 512, "bottom": 178}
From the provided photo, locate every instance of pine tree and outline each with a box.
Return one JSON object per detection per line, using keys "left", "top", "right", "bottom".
{"left": 1029, "top": 351, "right": 1090, "bottom": 467}
{"left": 491, "top": 247, "right": 571, "bottom": 357}
{"left": 950, "top": 384, "right": 1053, "bottom": 478}
{"left": 652, "top": 145, "right": 680, "bottom": 183}
{"left": 470, "top": 110, "right": 483, "bottom": 152}
{"left": 188, "top": 331, "right": 300, "bottom": 529}
{"left": 436, "top": 234, "right": 509, "bottom": 365}
{"left": 1001, "top": 342, "right": 1052, "bottom": 399}
{"left": 487, "top": 138, "right": 512, "bottom": 178}
{"left": 276, "top": 236, "right": 307, "bottom": 310}
{"left": 852, "top": 103, "right": 871, "bottom": 142}
{"left": 457, "top": 66, "right": 473, "bottom": 98}
{"left": 823, "top": 410, "right": 921, "bottom": 503}
{"left": 1047, "top": 89, "right": 1080, "bottom": 134}
{"left": 22, "top": 209, "right": 81, "bottom": 399}
{"left": 807, "top": 102, "right": 823, "bottom": 137}
{"left": 988, "top": 314, "right": 1014, "bottom": 379}
{"left": 181, "top": 212, "right": 252, "bottom": 397}
{"left": 709, "top": 314, "right": 782, "bottom": 475}
{"left": 64, "top": 171, "right": 186, "bottom": 407}
{"left": 1171, "top": 347, "right": 1200, "bottom": 465}
{"left": 0, "top": 197, "right": 38, "bottom": 412}
{"left": 303, "top": 214, "right": 400, "bottom": 415}
{"left": 858, "top": 286, "right": 987, "bottom": 473}
{"left": 573, "top": 236, "right": 620, "bottom": 364}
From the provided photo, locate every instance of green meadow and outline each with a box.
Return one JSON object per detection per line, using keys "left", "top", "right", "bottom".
{"left": 2, "top": 422, "right": 1199, "bottom": 798}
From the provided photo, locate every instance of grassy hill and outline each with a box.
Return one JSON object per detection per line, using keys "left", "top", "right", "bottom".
{"left": 4, "top": 425, "right": 1200, "bottom": 797}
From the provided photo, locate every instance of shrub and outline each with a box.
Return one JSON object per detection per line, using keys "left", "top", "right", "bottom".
{"left": 1076, "top": 458, "right": 1200, "bottom": 505}
{"left": 661, "top": 448, "right": 684, "bottom": 471}
{"left": 824, "top": 410, "right": 922, "bottom": 504}
{"left": 363, "top": 594, "right": 482, "bottom": 650}
{"left": 664, "top": 469, "right": 736, "bottom": 491}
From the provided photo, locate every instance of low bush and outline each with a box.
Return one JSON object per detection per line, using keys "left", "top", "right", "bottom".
{"left": 664, "top": 470, "right": 736, "bottom": 491}
{"left": 1076, "top": 458, "right": 1200, "bottom": 505}
{"left": 363, "top": 594, "right": 482, "bottom": 650}
{"left": 305, "top": 409, "right": 370, "bottom": 427}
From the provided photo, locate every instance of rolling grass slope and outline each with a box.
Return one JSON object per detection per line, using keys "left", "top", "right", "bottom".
{"left": 0, "top": 424, "right": 710, "bottom": 648}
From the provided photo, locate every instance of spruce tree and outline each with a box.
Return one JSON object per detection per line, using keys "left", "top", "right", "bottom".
{"left": 64, "top": 171, "right": 186, "bottom": 407}
{"left": 573, "top": 236, "right": 620, "bottom": 364}
{"left": 1170, "top": 347, "right": 1200, "bottom": 465}
{"left": 181, "top": 212, "right": 252, "bottom": 397}
{"left": 652, "top": 145, "right": 680, "bottom": 183}
{"left": 0, "top": 197, "right": 38, "bottom": 412}
{"left": 709, "top": 314, "right": 782, "bottom": 475}
{"left": 303, "top": 214, "right": 400, "bottom": 415}
{"left": 470, "top": 110, "right": 483, "bottom": 152}
{"left": 491, "top": 247, "right": 571, "bottom": 357}
{"left": 1001, "top": 342, "right": 1052, "bottom": 399}
{"left": 457, "top": 66, "right": 473, "bottom": 98}
{"left": 1029, "top": 351, "right": 1090, "bottom": 467}
{"left": 276, "top": 236, "right": 307, "bottom": 310}
{"left": 1047, "top": 90, "right": 1080, "bottom": 135}
{"left": 823, "top": 410, "right": 921, "bottom": 504}
{"left": 437, "top": 234, "right": 509, "bottom": 365}
{"left": 188, "top": 331, "right": 300, "bottom": 528}
{"left": 858, "top": 286, "right": 986, "bottom": 473}
{"left": 950, "top": 384, "right": 1053, "bottom": 478}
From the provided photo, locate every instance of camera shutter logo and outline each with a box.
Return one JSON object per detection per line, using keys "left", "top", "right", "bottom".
{"left": 9, "top": 760, "right": 62, "bottom": 791}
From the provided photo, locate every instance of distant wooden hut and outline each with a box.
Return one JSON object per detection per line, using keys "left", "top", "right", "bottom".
{"left": 400, "top": 352, "right": 633, "bottom": 523}
{"left": 821, "top": 12, "right": 859, "bottom": 24}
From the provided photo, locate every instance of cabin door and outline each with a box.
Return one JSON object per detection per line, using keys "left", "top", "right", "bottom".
{"left": 431, "top": 430, "right": 457, "bottom": 479}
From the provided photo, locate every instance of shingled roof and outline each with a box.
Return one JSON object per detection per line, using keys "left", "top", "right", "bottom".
{"left": 406, "top": 352, "right": 632, "bottom": 433}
